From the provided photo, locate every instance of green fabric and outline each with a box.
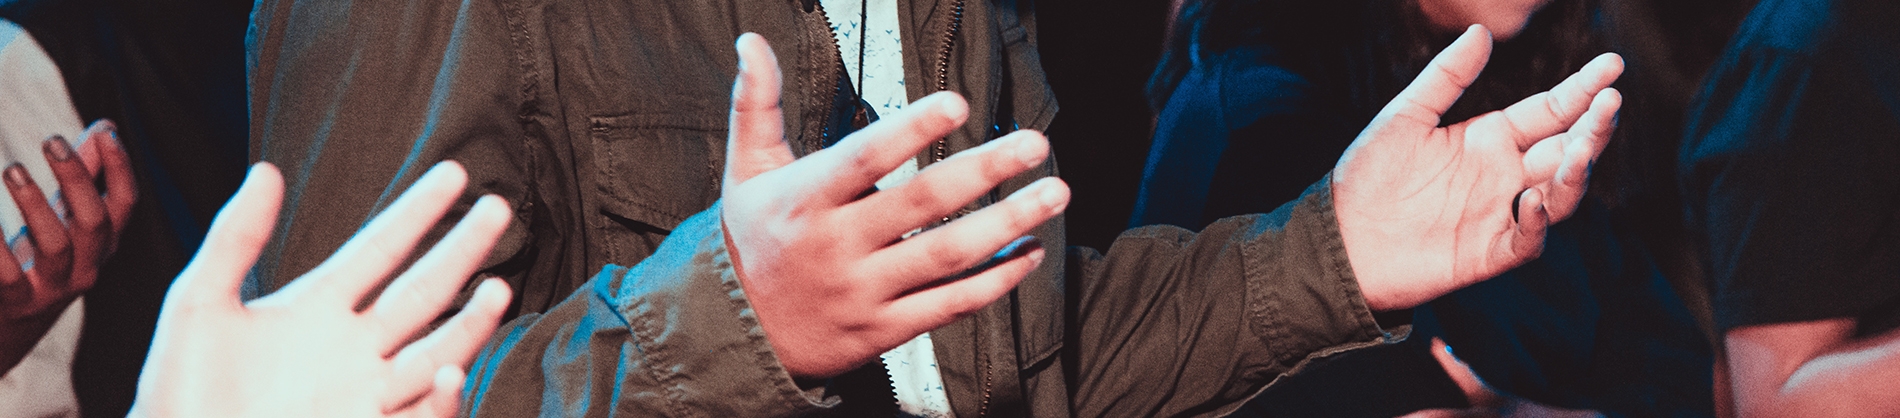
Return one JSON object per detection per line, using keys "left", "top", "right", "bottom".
{"left": 247, "top": 0, "right": 1394, "bottom": 415}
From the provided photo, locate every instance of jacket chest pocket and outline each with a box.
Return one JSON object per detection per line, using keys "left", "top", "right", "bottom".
{"left": 587, "top": 113, "right": 727, "bottom": 232}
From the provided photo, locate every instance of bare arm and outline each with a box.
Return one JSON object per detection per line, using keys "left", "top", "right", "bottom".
{"left": 1726, "top": 319, "right": 1900, "bottom": 417}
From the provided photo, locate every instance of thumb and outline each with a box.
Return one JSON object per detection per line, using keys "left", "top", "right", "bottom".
{"left": 725, "top": 33, "right": 796, "bottom": 192}
{"left": 1373, "top": 25, "right": 1492, "bottom": 128}
{"left": 170, "top": 163, "right": 283, "bottom": 309}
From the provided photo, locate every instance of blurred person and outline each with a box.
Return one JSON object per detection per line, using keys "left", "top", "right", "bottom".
{"left": 1677, "top": 0, "right": 1900, "bottom": 415}
{"left": 1137, "top": 0, "right": 1754, "bottom": 415}
{"left": 249, "top": 0, "right": 1622, "bottom": 406}
{"left": 0, "top": 0, "right": 253, "bottom": 415}
{"left": 0, "top": 18, "right": 138, "bottom": 418}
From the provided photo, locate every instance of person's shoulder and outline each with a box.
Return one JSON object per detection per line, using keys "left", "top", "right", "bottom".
{"left": 1190, "top": 44, "right": 1322, "bottom": 109}
{"left": 1726, "top": 0, "right": 1896, "bottom": 57}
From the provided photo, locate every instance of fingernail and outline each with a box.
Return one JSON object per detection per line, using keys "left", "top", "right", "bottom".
{"left": 105, "top": 125, "right": 120, "bottom": 148}
{"left": 948, "top": 235, "right": 1043, "bottom": 281}
{"left": 4, "top": 164, "right": 27, "bottom": 187}
{"left": 44, "top": 136, "right": 73, "bottom": 161}
{"left": 1013, "top": 133, "right": 1047, "bottom": 167}
{"left": 1037, "top": 181, "right": 1066, "bottom": 211}
{"left": 1511, "top": 192, "right": 1523, "bottom": 221}
{"left": 998, "top": 235, "right": 1041, "bottom": 259}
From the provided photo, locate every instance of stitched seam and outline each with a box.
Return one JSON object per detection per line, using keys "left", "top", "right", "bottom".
{"left": 1309, "top": 177, "right": 1382, "bottom": 339}
{"left": 628, "top": 299, "right": 702, "bottom": 417}
{"left": 713, "top": 222, "right": 825, "bottom": 413}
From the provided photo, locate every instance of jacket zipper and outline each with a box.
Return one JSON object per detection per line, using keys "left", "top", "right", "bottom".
{"left": 930, "top": 0, "right": 964, "bottom": 163}
{"left": 930, "top": 4, "right": 989, "bottom": 414}
{"left": 914, "top": 1, "right": 992, "bottom": 415}
{"left": 932, "top": 0, "right": 968, "bottom": 230}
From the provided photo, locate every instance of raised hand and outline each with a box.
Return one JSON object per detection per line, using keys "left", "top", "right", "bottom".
{"left": 721, "top": 34, "right": 1066, "bottom": 378}
{"left": 0, "top": 120, "right": 136, "bottom": 374}
{"left": 128, "top": 162, "right": 513, "bottom": 418}
{"left": 1332, "top": 25, "right": 1623, "bottom": 310}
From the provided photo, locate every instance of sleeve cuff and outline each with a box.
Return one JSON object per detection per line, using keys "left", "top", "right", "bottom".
{"left": 1242, "top": 177, "right": 1402, "bottom": 369}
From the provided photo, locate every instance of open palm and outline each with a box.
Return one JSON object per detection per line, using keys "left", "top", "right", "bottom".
{"left": 129, "top": 162, "right": 513, "bottom": 418}
{"left": 1333, "top": 25, "right": 1623, "bottom": 310}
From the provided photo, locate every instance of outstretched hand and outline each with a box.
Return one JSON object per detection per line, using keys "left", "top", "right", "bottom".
{"left": 0, "top": 120, "right": 136, "bottom": 374}
{"left": 1332, "top": 25, "right": 1623, "bottom": 310}
{"left": 721, "top": 34, "right": 1066, "bottom": 378}
{"left": 128, "top": 162, "right": 513, "bottom": 418}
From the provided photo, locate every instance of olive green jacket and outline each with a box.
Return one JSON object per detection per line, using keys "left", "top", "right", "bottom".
{"left": 246, "top": 0, "right": 1400, "bottom": 416}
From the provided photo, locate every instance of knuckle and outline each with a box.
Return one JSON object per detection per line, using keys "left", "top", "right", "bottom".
{"left": 923, "top": 239, "right": 972, "bottom": 273}
{"left": 1542, "top": 92, "right": 1570, "bottom": 119}
{"left": 898, "top": 183, "right": 953, "bottom": 213}
{"left": 843, "top": 145, "right": 882, "bottom": 173}
{"left": 1006, "top": 199, "right": 1049, "bottom": 231}
{"left": 42, "top": 237, "right": 73, "bottom": 259}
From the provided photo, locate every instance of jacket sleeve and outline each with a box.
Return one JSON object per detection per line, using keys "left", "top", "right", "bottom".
{"left": 460, "top": 204, "right": 832, "bottom": 418}
{"left": 461, "top": 181, "right": 1390, "bottom": 418}
{"left": 1067, "top": 176, "right": 1399, "bottom": 418}
{"left": 245, "top": 0, "right": 535, "bottom": 300}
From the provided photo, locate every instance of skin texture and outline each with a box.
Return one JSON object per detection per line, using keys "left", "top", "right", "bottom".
{"left": 1331, "top": 26, "right": 1622, "bottom": 311}
{"left": 722, "top": 34, "right": 1063, "bottom": 379}
{"left": 0, "top": 119, "right": 136, "bottom": 376}
{"left": 726, "top": 26, "right": 1621, "bottom": 379}
{"left": 1415, "top": 0, "right": 1554, "bottom": 40}
{"left": 1725, "top": 318, "right": 1900, "bottom": 417}
{"left": 127, "top": 162, "right": 513, "bottom": 418}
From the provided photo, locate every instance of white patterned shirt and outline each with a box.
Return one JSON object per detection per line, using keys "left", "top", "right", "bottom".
{"left": 818, "top": 0, "right": 950, "bottom": 416}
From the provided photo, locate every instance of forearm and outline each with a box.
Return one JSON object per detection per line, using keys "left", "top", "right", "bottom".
{"left": 1734, "top": 326, "right": 1900, "bottom": 417}
{"left": 1068, "top": 178, "right": 1394, "bottom": 417}
{"left": 463, "top": 207, "right": 826, "bottom": 417}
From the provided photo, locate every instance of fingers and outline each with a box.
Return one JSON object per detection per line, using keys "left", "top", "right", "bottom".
{"left": 1506, "top": 187, "right": 1549, "bottom": 266}
{"left": 173, "top": 163, "right": 284, "bottom": 309}
{"left": 0, "top": 235, "right": 28, "bottom": 314}
{"left": 1544, "top": 88, "right": 1620, "bottom": 222}
{"left": 384, "top": 278, "right": 510, "bottom": 410}
{"left": 75, "top": 120, "right": 112, "bottom": 175}
{"left": 1375, "top": 25, "right": 1492, "bottom": 128}
{"left": 725, "top": 33, "right": 796, "bottom": 189}
{"left": 5, "top": 163, "right": 73, "bottom": 291}
{"left": 44, "top": 137, "right": 110, "bottom": 290}
{"left": 866, "top": 177, "right": 1067, "bottom": 296}
{"left": 880, "top": 246, "right": 1043, "bottom": 343}
{"left": 282, "top": 162, "right": 467, "bottom": 305}
{"left": 419, "top": 367, "right": 468, "bottom": 418}
{"left": 848, "top": 130, "right": 1049, "bottom": 240}
{"left": 1520, "top": 130, "right": 1566, "bottom": 188}
{"left": 799, "top": 92, "right": 969, "bottom": 206}
{"left": 91, "top": 126, "right": 137, "bottom": 238}
{"left": 369, "top": 195, "right": 512, "bottom": 348}
{"left": 388, "top": 367, "right": 466, "bottom": 418}
{"left": 1493, "top": 53, "right": 1624, "bottom": 150}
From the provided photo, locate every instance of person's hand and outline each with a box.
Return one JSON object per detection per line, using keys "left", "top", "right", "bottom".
{"left": 128, "top": 162, "right": 514, "bottom": 418}
{"left": 1332, "top": 25, "right": 1623, "bottom": 310}
{"left": 721, "top": 34, "right": 1066, "bottom": 378}
{"left": 0, "top": 119, "right": 136, "bottom": 374}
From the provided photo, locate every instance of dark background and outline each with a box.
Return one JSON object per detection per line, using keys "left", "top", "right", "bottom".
{"left": 1037, "top": 0, "right": 1174, "bottom": 250}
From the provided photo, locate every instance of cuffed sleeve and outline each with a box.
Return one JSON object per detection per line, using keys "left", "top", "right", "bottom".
{"left": 1067, "top": 177, "right": 1396, "bottom": 418}
{"left": 462, "top": 205, "right": 831, "bottom": 418}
